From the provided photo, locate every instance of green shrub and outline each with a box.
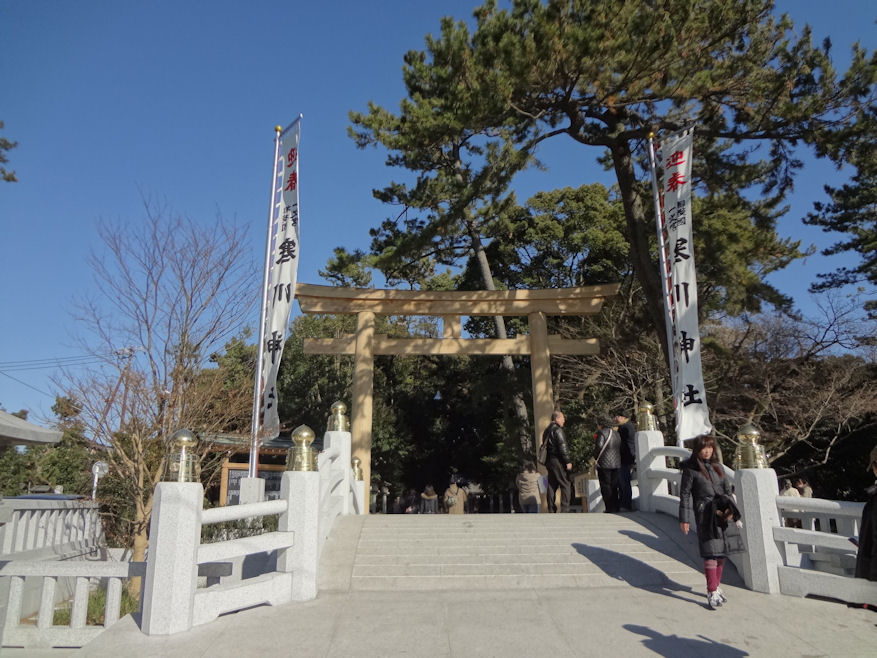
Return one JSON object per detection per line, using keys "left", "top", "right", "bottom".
{"left": 52, "top": 582, "right": 139, "bottom": 626}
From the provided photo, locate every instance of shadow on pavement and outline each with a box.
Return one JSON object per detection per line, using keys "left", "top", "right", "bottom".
{"left": 619, "top": 527, "right": 745, "bottom": 587}
{"left": 623, "top": 624, "right": 749, "bottom": 657}
{"left": 572, "top": 542, "right": 704, "bottom": 607}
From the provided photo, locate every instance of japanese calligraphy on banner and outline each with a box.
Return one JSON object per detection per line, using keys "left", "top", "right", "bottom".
{"left": 658, "top": 127, "right": 712, "bottom": 444}
{"left": 259, "top": 120, "right": 301, "bottom": 438}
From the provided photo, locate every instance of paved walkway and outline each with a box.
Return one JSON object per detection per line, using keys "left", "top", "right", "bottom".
{"left": 8, "top": 512, "right": 876, "bottom": 657}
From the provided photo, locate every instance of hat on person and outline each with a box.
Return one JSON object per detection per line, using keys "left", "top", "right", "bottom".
{"left": 868, "top": 445, "right": 877, "bottom": 471}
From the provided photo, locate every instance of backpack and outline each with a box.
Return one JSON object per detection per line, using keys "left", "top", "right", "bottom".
{"left": 537, "top": 438, "right": 549, "bottom": 466}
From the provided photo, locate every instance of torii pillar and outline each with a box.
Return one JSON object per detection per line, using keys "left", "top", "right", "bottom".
{"left": 528, "top": 311, "right": 554, "bottom": 451}
{"left": 351, "top": 310, "right": 375, "bottom": 499}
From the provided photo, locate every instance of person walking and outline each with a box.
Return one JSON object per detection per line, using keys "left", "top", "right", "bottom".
{"left": 615, "top": 411, "right": 637, "bottom": 511}
{"left": 854, "top": 445, "right": 877, "bottom": 582}
{"left": 443, "top": 479, "right": 467, "bottom": 514}
{"left": 516, "top": 461, "right": 541, "bottom": 513}
{"left": 595, "top": 417, "right": 622, "bottom": 513}
{"left": 541, "top": 410, "right": 572, "bottom": 513}
{"left": 679, "top": 434, "right": 741, "bottom": 610}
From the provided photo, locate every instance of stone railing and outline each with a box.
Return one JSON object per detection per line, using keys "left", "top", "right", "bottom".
{"left": 0, "top": 497, "right": 108, "bottom": 649}
{"left": 141, "top": 426, "right": 361, "bottom": 636}
{"left": 0, "top": 560, "right": 145, "bottom": 649}
{"left": 0, "top": 498, "right": 102, "bottom": 559}
{"left": 1, "top": 426, "right": 364, "bottom": 647}
{"left": 635, "top": 429, "right": 877, "bottom": 606}
{"left": 772, "top": 496, "right": 874, "bottom": 604}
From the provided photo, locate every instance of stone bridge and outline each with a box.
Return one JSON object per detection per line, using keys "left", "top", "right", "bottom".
{"left": 73, "top": 511, "right": 875, "bottom": 657}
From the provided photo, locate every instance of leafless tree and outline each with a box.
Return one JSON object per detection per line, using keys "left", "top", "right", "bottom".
{"left": 59, "top": 199, "right": 256, "bottom": 591}
{"left": 706, "top": 294, "right": 876, "bottom": 467}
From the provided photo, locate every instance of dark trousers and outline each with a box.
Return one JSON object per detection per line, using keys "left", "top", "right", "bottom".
{"left": 546, "top": 457, "right": 571, "bottom": 513}
{"left": 618, "top": 463, "right": 633, "bottom": 510}
{"left": 598, "top": 467, "right": 620, "bottom": 513}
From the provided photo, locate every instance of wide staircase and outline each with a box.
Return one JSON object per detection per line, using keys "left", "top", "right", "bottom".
{"left": 319, "top": 511, "right": 725, "bottom": 593}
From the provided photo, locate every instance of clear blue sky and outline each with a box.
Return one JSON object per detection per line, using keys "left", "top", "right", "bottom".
{"left": 1, "top": 0, "right": 874, "bottom": 425}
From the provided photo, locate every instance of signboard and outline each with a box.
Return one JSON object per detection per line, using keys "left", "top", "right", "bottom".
{"left": 220, "top": 462, "right": 286, "bottom": 506}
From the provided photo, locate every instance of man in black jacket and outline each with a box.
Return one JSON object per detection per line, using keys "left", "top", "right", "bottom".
{"left": 615, "top": 412, "right": 637, "bottom": 511}
{"left": 542, "top": 410, "right": 572, "bottom": 513}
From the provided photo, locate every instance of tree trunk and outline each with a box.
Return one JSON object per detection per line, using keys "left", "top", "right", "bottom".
{"left": 465, "top": 217, "right": 533, "bottom": 455}
{"left": 611, "top": 141, "right": 670, "bottom": 368}
{"left": 128, "top": 499, "right": 150, "bottom": 599}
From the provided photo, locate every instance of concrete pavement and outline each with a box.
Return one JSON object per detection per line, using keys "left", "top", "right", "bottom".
{"left": 7, "top": 511, "right": 875, "bottom": 657}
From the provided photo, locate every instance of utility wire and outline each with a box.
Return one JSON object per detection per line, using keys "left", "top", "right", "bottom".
{"left": 0, "top": 370, "right": 55, "bottom": 397}
{"left": 0, "top": 354, "right": 115, "bottom": 372}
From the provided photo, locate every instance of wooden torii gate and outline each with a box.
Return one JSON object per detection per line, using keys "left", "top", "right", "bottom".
{"left": 297, "top": 282, "right": 620, "bottom": 501}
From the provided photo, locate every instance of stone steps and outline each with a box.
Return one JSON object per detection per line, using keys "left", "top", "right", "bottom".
{"left": 320, "top": 512, "right": 706, "bottom": 592}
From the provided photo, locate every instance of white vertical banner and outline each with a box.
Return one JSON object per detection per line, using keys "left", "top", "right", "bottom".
{"left": 659, "top": 127, "right": 712, "bottom": 444}
{"left": 259, "top": 120, "right": 301, "bottom": 439}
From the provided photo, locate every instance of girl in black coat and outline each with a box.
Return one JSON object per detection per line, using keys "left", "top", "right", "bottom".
{"left": 679, "top": 434, "right": 738, "bottom": 609}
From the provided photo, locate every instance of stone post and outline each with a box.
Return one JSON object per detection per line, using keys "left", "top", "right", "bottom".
{"left": 141, "top": 482, "right": 203, "bottom": 635}
{"left": 276, "top": 471, "right": 320, "bottom": 601}
{"left": 353, "top": 479, "right": 367, "bottom": 515}
{"left": 324, "top": 430, "right": 352, "bottom": 515}
{"left": 239, "top": 477, "right": 265, "bottom": 504}
{"left": 734, "top": 468, "right": 782, "bottom": 593}
{"left": 634, "top": 430, "right": 668, "bottom": 513}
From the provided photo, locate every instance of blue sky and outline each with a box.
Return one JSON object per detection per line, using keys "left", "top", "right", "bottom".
{"left": 1, "top": 0, "right": 874, "bottom": 424}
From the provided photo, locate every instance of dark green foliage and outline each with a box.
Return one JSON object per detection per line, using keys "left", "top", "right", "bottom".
{"left": 0, "top": 402, "right": 92, "bottom": 497}
{"left": 805, "top": 107, "right": 877, "bottom": 319}
{"left": 0, "top": 120, "right": 17, "bottom": 182}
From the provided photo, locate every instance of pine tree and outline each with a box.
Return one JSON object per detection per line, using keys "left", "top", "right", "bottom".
{"left": 350, "top": 0, "right": 876, "bottom": 365}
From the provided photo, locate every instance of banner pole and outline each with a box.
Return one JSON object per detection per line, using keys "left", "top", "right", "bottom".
{"left": 647, "top": 133, "right": 680, "bottom": 440}
{"left": 249, "top": 126, "right": 283, "bottom": 478}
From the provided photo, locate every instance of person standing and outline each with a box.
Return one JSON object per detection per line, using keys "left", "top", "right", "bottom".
{"left": 516, "top": 461, "right": 541, "bottom": 513}
{"left": 443, "top": 479, "right": 467, "bottom": 514}
{"left": 595, "top": 417, "right": 622, "bottom": 513}
{"left": 404, "top": 488, "right": 420, "bottom": 514}
{"left": 794, "top": 477, "right": 813, "bottom": 498}
{"left": 854, "top": 445, "right": 877, "bottom": 582}
{"left": 679, "top": 434, "right": 738, "bottom": 610}
{"left": 615, "top": 411, "right": 637, "bottom": 511}
{"left": 542, "top": 410, "right": 572, "bottom": 513}
{"left": 420, "top": 484, "right": 439, "bottom": 514}
{"left": 779, "top": 479, "right": 802, "bottom": 528}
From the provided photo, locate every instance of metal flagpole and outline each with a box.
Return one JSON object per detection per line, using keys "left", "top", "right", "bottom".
{"left": 647, "top": 132, "right": 680, "bottom": 434}
{"left": 249, "top": 126, "right": 284, "bottom": 478}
